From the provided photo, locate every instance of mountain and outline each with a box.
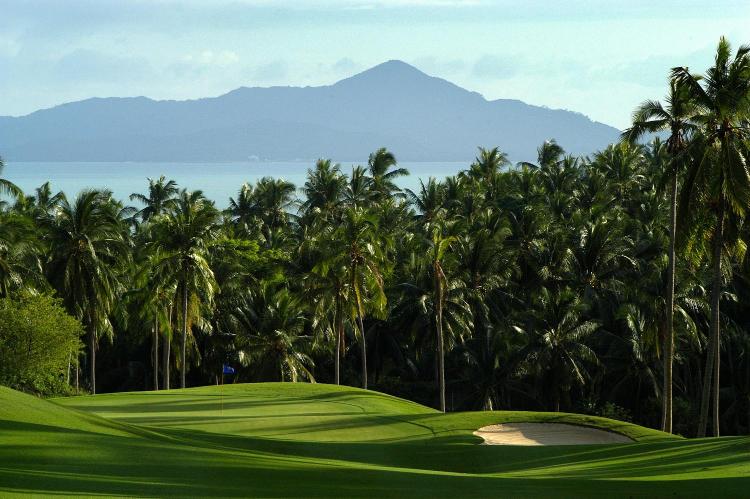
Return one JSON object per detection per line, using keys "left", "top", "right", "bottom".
{"left": 0, "top": 60, "right": 620, "bottom": 163}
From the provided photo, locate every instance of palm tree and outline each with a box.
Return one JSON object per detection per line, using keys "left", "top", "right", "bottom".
{"left": 464, "top": 147, "right": 510, "bottom": 184}
{"left": 300, "top": 159, "right": 347, "bottom": 226}
{"left": 623, "top": 79, "right": 698, "bottom": 433}
{"left": 321, "top": 206, "right": 386, "bottom": 389}
{"left": 309, "top": 244, "right": 349, "bottom": 385}
{"left": 151, "top": 190, "right": 219, "bottom": 388}
{"left": 235, "top": 284, "right": 314, "bottom": 382}
{"left": 345, "top": 165, "right": 374, "bottom": 207}
{"left": 673, "top": 37, "right": 750, "bottom": 436}
{"left": 521, "top": 289, "right": 599, "bottom": 411}
{"left": 0, "top": 156, "right": 22, "bottom": 200}
{"left": 592, "top": 142, "right": 646, "bottom": 202}
{"left": 43, "top": 190, "right": 128, "bottom": 394}
{"left": 405, "top": 178, "right": 445, "bottom": 226}
{"left": 0, "top": 211, "right": 44, "bottom": 296}
{"left": 427, "top": 221, "right": 457, "bottom": 412}
{"left": 252, "top": 177, "right": 297, "bottom": 231}
{"left": 367, "top": 148, "right": 409, "bottom": 201}
{"left": 129, "top": 176, "right": 179, "bottom": 223}
{"left": 128, "top": 253, "right": 174, "bottom": 391}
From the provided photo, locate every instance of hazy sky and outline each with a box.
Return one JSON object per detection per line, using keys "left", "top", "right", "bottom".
{"left": 1, "top": 0, "right": 747, "bottom": 128}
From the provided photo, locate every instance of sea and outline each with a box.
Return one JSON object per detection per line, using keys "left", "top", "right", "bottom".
{"left": 3, "top": 161, "right": 470, "bottom": 207}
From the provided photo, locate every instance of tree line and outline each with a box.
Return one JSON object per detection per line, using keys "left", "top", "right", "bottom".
{"left": 0, "top": 37, "right": 748, "bottom": 437}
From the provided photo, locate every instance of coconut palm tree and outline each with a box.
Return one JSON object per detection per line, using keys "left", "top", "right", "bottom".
{"left": 0, "top": 156, "right": 22, "bottom": 200}
{"left": 300, "top": 159, "right": 347, "bottom": 226}
{"left": 129, "top": 176, "right": 179, "bottom": 223}
{"left": 0, "top": 211, "right": 44, "bottom": 297}
{"left": 427, "top": 220, "right": 457, "bottom": 412}
{"left": 673, "top": 37, "right": 750, "bottom": 436}
{"left": 521, "top": 288, "right": 599, "bottom": 411}
{"left": 251, "top": 177, "right": 297, "bottom": 231}
{"left": 151, "top": 190, "right": 220, "bottom": 388}
{"left": 367, "top": 148, "right": 409, "bottom": 201}
{"left": 464, "top": 147, "right": 510, "bottom": 184}
{"left": 228, "top": 183, "right": 257, "bottom": 235}
{"left": 320, "top": 206, "right": 386, "bottom": 389}
{"left": 127, "top": 252, "right": 174, "bottom": 391}
{"left": 623, "top": 79, "right": 698, "bottom": 433}
{"left": 235, "top": 284, "right": 314, "bottom": 382}
{"left": 309, "top": 243, "right": 349, "bottom": 385}
{"left": 405, "top": 178, "right": 445, "bottom": 226}
{"left": 43, "top": 189, "right": 129, "bottom": 394}
{"left": 592, "top": 142, "right": 646, "bottom": 202}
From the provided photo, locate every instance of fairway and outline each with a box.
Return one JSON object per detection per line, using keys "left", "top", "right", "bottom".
{"left": 1, "top": 383, "right": 748, "bottom": 497}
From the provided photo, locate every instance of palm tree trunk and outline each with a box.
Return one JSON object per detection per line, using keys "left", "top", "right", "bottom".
{"left": 181, "top": 277, "right": 189, "bottom": 389}
{"left": 163, "top": 330, "right": 171, "bottom": 390}
{"left": 699, "top": 200, "right": 724, "bottom": 437}
{"left": 663, "top": 173, "right": 677, "bottom": 433}
{"left": 153, "top": 316, "right": 159, "bottom": 391}
{"left": 436, "top": 287, "right": 446, "bottom": 413}
{"left": 351, "top": 261, "right": 367, "bottom": 390}
{"left": 335, "top": 299, "right": 343, "bottom": 385}
{"left": 358, "top": 312, "right": 367, "bottom": 390}
{"left": 89, "top": 325, "right": 96, "bottom": 395}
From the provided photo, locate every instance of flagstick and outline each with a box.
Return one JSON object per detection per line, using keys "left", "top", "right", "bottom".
{"left": 220, "top": 371, "right": 224, "bottom": 415}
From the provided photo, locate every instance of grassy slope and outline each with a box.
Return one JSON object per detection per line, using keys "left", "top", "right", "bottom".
{"left": 1, "top": 383, "right": 748, "bottom": 497}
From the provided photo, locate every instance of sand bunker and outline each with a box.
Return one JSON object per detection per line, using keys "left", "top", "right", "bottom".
{"left": 474, "top": 423, "right": 633, "bottom": 446}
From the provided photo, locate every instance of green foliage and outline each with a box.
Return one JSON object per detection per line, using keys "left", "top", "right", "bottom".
{"left": 0, "top": 295, "right": 83, "bottom": 395}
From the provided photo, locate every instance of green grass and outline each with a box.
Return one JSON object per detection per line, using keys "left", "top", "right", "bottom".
{"left": 1, "top": 383, "right": 748, "bottom": 497}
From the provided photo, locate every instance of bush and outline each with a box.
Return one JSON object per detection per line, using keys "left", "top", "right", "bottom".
{"left": 0, "top": 295, "right": 83, "bottom": 396}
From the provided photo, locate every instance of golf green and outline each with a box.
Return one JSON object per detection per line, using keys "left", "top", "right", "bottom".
{"left": 1, "top": 383, "right": 748, "bottom": 497}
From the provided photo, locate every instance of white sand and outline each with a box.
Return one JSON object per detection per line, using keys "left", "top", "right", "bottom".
{"left": 474, "top": 423, "right": 633, "bottom": 446}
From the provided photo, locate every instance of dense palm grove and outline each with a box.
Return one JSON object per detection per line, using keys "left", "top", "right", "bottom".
{"left": 2, "top": 37, "right": 749, "bottom": 438}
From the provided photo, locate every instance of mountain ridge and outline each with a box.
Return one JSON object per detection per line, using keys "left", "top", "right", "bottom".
{"left": 0, "top": 60, "right": 620, "bottom": 162}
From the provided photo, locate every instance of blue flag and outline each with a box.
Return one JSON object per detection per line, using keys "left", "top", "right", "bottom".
{"left": 222, "top": 364, "right": 235, "bottom": 375}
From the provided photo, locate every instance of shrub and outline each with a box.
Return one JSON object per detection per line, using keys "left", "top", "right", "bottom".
{"left": 0, "top": 295, "right": 83, "bottom": 396}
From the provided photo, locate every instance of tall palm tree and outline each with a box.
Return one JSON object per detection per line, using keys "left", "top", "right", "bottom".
{"left": 427, "top": 221, "right": 456, "bottom": 412}
{"left": 251, "top": 177, "right": 297, "bottom": 231}
{"left": 674, "top": 37, "right": 750, "bottom": 436}
{"left": 129, "top": 176, "right": 179, "bottom": 223}
{"left": 322, "top": 206, "right": 386, "bottom": 389}
{"left": 345, "top": 165, "right": 374, "bottom": 207}
{"left": 592, "top": 142, "right": 646, "bottom": 201}
{"left": 367, "top": 148, "right": 409, "bottom": 201}
{"left": 300, "top": 159, "right": 347, "bottom": 225}
{"left": 464, "top": 147, "right": 509, "bottom": 185}
{"left": 309, "top": 244, "right": 349, "bottom": 385}
{"left": 151, "top": 190, "right": 219, "bottom": 388}
{"left": 128, "top": 253, "right": 173, "bottom": 391}
{"left": 623, "top": 79, "right": 698, "bottom": 433}
{"left": 228, "top": 183, "right": 257, "bottom": 234}
{"left": 43, "top": 190, "right": 129, "bottom": 394}
{"left": 405, "top": 178, "right": 445, "bottom": 226}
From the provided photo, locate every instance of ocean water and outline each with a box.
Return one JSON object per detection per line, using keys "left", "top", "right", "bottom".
{"left": 3, "top": 161, "right": 469, "bottom": 207}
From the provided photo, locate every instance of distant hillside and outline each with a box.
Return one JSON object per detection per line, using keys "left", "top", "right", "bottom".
{"left": 0, "top": 60, "right": 620, "bottom": 163}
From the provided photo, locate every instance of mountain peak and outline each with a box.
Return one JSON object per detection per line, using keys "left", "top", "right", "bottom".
{"left": 334, "top": 59, "right": 433, "bottom": 87}
{"left": 369, "top": 59, "right": 425, "bottom": 75}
